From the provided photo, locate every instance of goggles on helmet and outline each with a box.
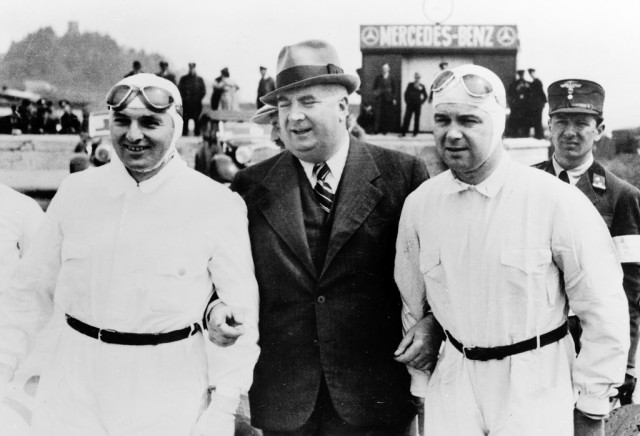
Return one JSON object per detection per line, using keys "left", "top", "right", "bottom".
{"left": 431, "top": 70, "right": 494, "bottom": 98}
{"left": 106, "top": 84, "right": 182, "bottom": 117}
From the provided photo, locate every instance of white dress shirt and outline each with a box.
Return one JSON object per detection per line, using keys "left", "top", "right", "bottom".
{"left": 0, "top": 156, "right": 259, "bottom": 398}
{"left": 395, "top": 153, "right": 629, "bottom": 416}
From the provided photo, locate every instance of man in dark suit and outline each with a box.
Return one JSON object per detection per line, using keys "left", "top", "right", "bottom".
{"left": 178, "top": 62, "right": 206, "bottom": 136}
{"left": 256, "top": 66, "right": 276, "bottom": 109}
{"left": 372, "top": 63, "right": 397, "bottom": 134}
{"left": 527, "top": 68, "right": 546, "bottom": 139}
{"left": 213, "top": 39, "right": 429, "bottom": 435}
{"left": 400, "top": 72, "right": 428, "bottom": 137}
{"left": 534, "top": 78, "right": 640, "bottom": 408}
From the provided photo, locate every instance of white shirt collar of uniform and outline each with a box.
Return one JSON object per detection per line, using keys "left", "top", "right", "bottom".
{"left": 107, "top": 153, "right": 186, "bottom": 197}
{"left": 445, "top": 152, "right": 511, "bottom": 198}
{"left": 298, "top": 134, "right": 350, "bottom": 190}
{"left": 552, "top": 153, "right": 593, "bottom": 185}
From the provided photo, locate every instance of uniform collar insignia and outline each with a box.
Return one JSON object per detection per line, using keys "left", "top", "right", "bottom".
{"left": 560, "top": 80, "right": 582, "bottom": 100}
{"left": 592, "top": 173, "right": 606, "bottom": 190}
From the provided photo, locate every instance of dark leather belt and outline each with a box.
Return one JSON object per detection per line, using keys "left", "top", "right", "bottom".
{"left": 445, "top": 321, "right": 568, "bottom": 361}
{"left": 66, "top": 314, "right": 201, "bottom": 346}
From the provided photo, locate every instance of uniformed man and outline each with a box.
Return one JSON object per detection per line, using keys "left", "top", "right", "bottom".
{"left": 0, "top": 73, "right": 259, "bottom": 436}
{"left": 534, "top": 78, "right": 640, "bottom": 405}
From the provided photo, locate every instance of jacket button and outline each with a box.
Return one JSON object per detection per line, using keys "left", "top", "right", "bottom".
{"left": 317, "top": 295, "right": 326, "bottom": 304}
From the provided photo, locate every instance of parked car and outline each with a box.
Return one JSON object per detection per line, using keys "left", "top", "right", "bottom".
{"left": 196, "top": 109, "right": 282, "bottom": 184}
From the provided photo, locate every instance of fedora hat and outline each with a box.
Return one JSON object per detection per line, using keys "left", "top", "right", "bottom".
{"left": 260, "top": 39, "right": 360, "bottom": 105}
{"left": 251, "top": 104, "right": 278, "bottom": 125}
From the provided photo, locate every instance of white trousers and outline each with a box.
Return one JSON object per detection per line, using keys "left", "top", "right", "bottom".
{"left": 31, "top": 325, "right": 209, "bottom": 436}
{"left": 424, "top": 339, "right": 575, "bottom": 436}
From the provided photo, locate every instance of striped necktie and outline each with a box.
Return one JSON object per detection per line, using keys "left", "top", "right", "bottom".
{"left": 313, "top": 162, "right": 334, "bottom": 213}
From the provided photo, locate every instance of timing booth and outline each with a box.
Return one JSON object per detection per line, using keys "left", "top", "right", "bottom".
{"left": 358, "top": 24, "right": 519, "bottom": 133}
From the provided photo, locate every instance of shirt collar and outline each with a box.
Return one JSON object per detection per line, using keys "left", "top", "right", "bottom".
{"left": 107, "top": 153, "right": 187, "bottom": 197}
{"left": 552, "top": 153, "right": 593, "bottom": 185}
{"left": 444, "top": 153, "right": 511, "bottom": 198}
{"left": 298, "top": 134, "right": 350, "bottom": 188}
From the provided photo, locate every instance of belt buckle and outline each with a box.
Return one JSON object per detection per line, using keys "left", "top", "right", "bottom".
{"left": 98, "top": 328, "right": 117, "bottom": 342}
{"left": 462, "top": 346, "right": 482, "bottom": 361}
{"left": 462, "top": 346, "right": 472, "bottom": 359}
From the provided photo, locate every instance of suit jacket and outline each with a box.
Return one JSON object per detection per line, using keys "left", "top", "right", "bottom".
{"left": 231, "top": 136, "right": 429, "bottom": 431}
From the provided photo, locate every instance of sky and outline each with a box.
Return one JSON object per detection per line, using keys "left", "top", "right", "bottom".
{"left": 2, "top": 0, "right": 640, "bottom": 129}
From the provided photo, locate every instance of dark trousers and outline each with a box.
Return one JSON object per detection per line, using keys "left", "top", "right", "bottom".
{"left": 262, "top": 376, "right": 414, "bottom": 436}
{"left": 182, "top": 104, "right": 202, "bottom": 136}
{"left": 374, "top": 102, "right": 395, "bottom": 134}
{"left": 530, "top": 106, "right": 544, "bottom": 139}
{"left": 401, "top": 104, "right": 421, "bottom": 135}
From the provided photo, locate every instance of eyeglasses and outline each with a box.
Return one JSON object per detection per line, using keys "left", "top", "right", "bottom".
{"left": 106, "top": 84, "right": 182, "bottom": 117}
{"left": 431, "top": 70, "right": 494, "bottom": 98}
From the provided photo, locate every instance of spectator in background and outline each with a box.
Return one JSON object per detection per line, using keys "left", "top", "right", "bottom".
{"left": 33, "top": 99, "right": 59, "bottom": 134}
{"left": 506, "top": 70, "right": 532, "bottom": 137}
{"left": 211, "top": 71, "right": 224, "bottom": 111}
{"left": 124, "top": 60, "right": 143, "bottom": 78}
{"left": 15, "top": 99, "right": 33, "bottom": 134}
{"left": 400, "top": 72, "right": 428, "bottom": 137}
{"left": 256, "top": 66, "right": 275, "bottom": 109}
{"left": 372, "top": 63, "right": 397, "bottom": 134}
{"left": 178, "top": 62, "right": 206, "bottom": 136}
{"left": 59, "top": 100, "right": 81, "bottom": 135}
{"left": 156, "top": 60, "right": 176, "bottom": 85}
{"left": 356, "top": 103, "right": 375, "bottom": 134}
{"left": 214, "top": 68, "right": 240, "bottom": 111}
{"left": 528, "top": 68, "right": 547, "bottom": 139}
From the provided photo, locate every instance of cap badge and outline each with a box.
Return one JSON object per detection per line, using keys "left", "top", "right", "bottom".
{"left": 560, "top": 80, "right": 582, "bottom": 100}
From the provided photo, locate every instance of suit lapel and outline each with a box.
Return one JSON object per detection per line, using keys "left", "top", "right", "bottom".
{"left": 256, "top": 152, "right": 316, "bottom": 278}
{"left": 323, "top": 138, "right": 382, "bottom": 275}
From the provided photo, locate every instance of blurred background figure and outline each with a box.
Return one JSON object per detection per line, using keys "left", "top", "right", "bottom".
{"left": 124, "top": 60, "right": 143, "bottom": 78}
{"left": 356, "top": 103, "right": 375, "bottom": 134}
{"left": 506, "top": 69, "right": 532, "bottom": 137}
{"left": 528, "top": 68, "right": 547, "bottom": 139}
{"left": 256, "top": 66, "right": 275, "bottom": 109}
{"left": 400, "top": 72, "right": 428, "bottom": 137}
{"left": 33, "top": 99, "right": 58, "bottom": 134}
{"left": 156, "top": 60, "right": 176, "bottom": 85}
{"left": 14, "top": 99, "right": 33, "bottom": 134}
{"left": 178, "top": 62, "right": 206, "bottom": 135}
{"left": 372, "top": 62, "right": 397, "bottom": 134}
{"left": 58, "top": 100, "right": 80, "bottom": 134}
{"left": 210, "top": 69, "right": 224, "bottom": 111}
{"left": 215, "top": 67, "right": 240, "bottom": 111}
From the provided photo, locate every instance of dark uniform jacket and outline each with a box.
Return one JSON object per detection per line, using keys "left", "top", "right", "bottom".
{"left": 256, "top": 76, "right": 276, "bottom": 108}
{"left": 231, "top": 137, "right": 429, "bottom": 431}
{"left": 534, "top": 159, "right": 640, "bottom": 371}
{"left": 177, "top": 73, "right": 206, "bottom": 108}
{"left": 403, "top": 82, "right": 428, "bottom": 106}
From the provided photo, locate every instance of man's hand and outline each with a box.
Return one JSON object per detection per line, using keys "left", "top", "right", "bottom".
{"left": 573, "top": 408, "right": 604, "bottom": 436}
{"left": 206, "top": 303, "right": 246, "bottom": 347}
{"left": 394, "top": 313, "right": 444, "bottom": 373}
